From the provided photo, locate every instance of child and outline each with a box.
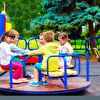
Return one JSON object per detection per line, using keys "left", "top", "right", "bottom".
{"left": 58, "top": 32, "right": 73, "bottom": 69}
{"left": 10, "top": 29, "right": 32, "bottom": 78}
{"left": 0, "top": 31, "right": 29, "bottom": 83}
{"left": 39, "top": 31, "right": 55, "bottom": 45}
{"left": 25, "top": 31, "right": 59, "bottom": 87}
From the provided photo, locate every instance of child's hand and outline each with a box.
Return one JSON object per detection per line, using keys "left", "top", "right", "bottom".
{"left": 18, "top": 54, "right": 22, "bottom": 56}
{"left": 16, "top": 54, "right": 22, "bottom": 57}
{"left": 22, "top": 53, "right": 28, "bottom": 56}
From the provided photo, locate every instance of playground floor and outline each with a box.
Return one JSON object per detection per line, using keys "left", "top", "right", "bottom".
{"left": 0, "top": 57, "right": 100, "bottom": 96}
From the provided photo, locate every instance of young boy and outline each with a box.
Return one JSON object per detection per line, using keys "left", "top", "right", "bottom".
{"left": 26, "top": 31, "right": 59, "bottom": 86}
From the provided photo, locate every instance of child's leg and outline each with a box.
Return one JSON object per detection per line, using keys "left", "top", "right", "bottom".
{"left": 13, "top": 58, "right": 26, "bottom": 74}
{"left": 0, "top": 62, "right": 23, "bottom": 79}
{"left": 33, "top": 63, "right": 42, "bottom": 82}
{"left": 33, "top": 63, "right": 48, "bottom": 85}
{"left": 33, "top": 67, "right": 39, "bottom": 82}
{"left": 29, "top": 63, "right": 44, "bottom": 86}
{"left": 13, "top": 58, "right": 30, "bottom": 78}
{"left": 11, "top": 62, "right": 24, "bottom": 79}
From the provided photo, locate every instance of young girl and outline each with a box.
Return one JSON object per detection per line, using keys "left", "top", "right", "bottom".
{"left": 0, "top": 31, "right": 29, "bottom": 83}
{"left": 10, "top": 29, "right": 31, "bottom": 78}
{"left": 25, "top": 31, "right": 59, "bottom": 87}
{"left": 58, "top": 32, "right": 73, "bottom": 69}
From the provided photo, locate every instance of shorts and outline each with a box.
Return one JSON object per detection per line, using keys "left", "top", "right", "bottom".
{"left": 34, "top": 63, "right": 45, "bottom": 71}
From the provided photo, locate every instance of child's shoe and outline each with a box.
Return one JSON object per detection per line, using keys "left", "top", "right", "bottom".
{"left": 29, "top": 80, "right": 40, "bottom": 87}
{"left": 12, "top": 79, "right": 20, "bottom": 84}
{"left": 40, "top": 79, "right": 48, "bottom": 85}
{"left": 24, "top": 74, "right": 32, "bottom": 79}
{"left": 18, "top": 78, "right": 29, "bottom": 83}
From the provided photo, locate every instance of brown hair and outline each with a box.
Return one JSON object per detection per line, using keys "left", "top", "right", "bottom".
{"left": 12, "top": 29, "right": 19, "bottom": 36}
{"left": 42, "top": 31, "right": 55, "bottom": 42}
{"left": 0, "top": 30, "right": 16, "bottom": 42}
{"left": 58, "top": 32, "right": 70, "bottom": 42}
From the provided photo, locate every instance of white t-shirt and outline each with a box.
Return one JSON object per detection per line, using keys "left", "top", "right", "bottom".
{"left": 59, "top": 42, "right": 73, "bottom": 67}
{"left": 0, "top": 42, "right": 18, "bottom": 65}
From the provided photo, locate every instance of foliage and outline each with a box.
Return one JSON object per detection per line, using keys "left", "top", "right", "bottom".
{"left": 96, "top": 30, "right": 100, "bottom": 36}
{"left": 0, "top": 0, "right": 44, "bottom": 38}
{"left": 30, "top": 0, "right": 100, "bottom": 37}
{"left": 1, "top": 0, "right": 100, "bottom": 38}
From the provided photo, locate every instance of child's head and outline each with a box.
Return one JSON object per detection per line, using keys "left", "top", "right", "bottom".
{"left": 11, "top": 29, "right": 19, "bottom": 44}
{"left": 0, "top": 30, "right": 16, "bottom": 44}
{"left": 42, "top": 31, "right": 55, "bottom": 44}
{"left": 58, "top": 32, "right": 69, "bottom": 45}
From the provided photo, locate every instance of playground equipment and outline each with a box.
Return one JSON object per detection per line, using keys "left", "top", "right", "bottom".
{"left": 0, "top": 9, "right": 90, "bottom": 94}
{"left": 0, "top": 14, "right": 5, "bottom": 36}
{"left": 17, "top": 36, "right": 40, "bottom": 64}
{"left": 0, "top": 53, "right": 90, "bottom": 94}
{"left": 5, "top": 22, "right": 12, "bottom": 32}
{"left": 0, "top": 17, "right": 91, "bottom": 94}
{"left": 85, "top": 36, "right": 100, "bottom": 61}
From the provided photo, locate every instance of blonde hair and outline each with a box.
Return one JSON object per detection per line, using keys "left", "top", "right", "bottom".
{"left": 42, "top": 31, "right": 55, "bottom": 42}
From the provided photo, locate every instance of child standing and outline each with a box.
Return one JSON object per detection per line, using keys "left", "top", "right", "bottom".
{"left": 25, "top": 31, "right": 59, "bottom": 87}
{"left": 58, "top": 32, "right": 73, "bottom": 69}
{"left": 0, "top": 31, "right": 28, "bottom": 83}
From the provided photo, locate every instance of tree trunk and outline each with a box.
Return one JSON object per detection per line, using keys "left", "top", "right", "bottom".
{"left": 88, "top": 20, "right": 96, "bottom": 54}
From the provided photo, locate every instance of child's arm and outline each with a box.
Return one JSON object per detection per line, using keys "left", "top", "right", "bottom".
{"left": 10, "top": 43, "right": 30, "bottom": 53}
{"left": 25, "top": 46, "right": 44, "bottom": 56}
{"left": 3, "top": 44, "right": 21, "bottom": 56}
{"left": 4, "top": 47, "right": 19, "bottom": 56}
{"left": 66, "top": 42, "right": 73, "bottom": 54}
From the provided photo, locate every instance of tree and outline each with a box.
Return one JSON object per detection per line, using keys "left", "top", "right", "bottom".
{"left": 30, "top": 0, "right": 100, "bottom": 50}
{"left": 0, "top": 0, "right": 44, "bottom": 38}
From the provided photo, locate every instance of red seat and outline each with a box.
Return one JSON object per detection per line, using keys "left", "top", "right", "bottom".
{"left": 19, "top": 56, "right": 39, "bottom": 64}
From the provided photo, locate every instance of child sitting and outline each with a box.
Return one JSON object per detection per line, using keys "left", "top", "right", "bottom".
{"left": 10, "top": 29, "right": 32, "bottom": 78}
{"left": 58, "top": 32, "right": 73, "bottom": 69}
{"left": 25, "top": 31, "right": 59, "bottom": 87}
{"left": 0, "top": 30, "right": 29, "bottom": 83}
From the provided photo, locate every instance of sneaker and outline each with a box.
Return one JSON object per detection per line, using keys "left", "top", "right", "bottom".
{"left": 29, "top": 80, "right": 40, "bottom": 87}
{"left": 18, "top": 78, "right": 29, "bottom": 83}
{"left": 40, "top": 80, "right": 48, "bottom": 85}
{"left": 24, "top": 74, "right": 32, "bottom": 79}
{"left": 12, "top": 79, "right": 20, "bottom": 84}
